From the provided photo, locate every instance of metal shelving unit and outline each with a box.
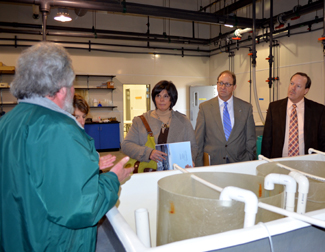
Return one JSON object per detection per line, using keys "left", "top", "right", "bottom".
{"left": 74, "top": 74, "right": 117, "bottom": 110}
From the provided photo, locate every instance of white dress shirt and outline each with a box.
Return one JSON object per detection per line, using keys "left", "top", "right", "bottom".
{"left": 218, "top": 95, "right": 235, "bottom": 128}
{"left": 282, "top": 98, "right": 305, "bottom": 157}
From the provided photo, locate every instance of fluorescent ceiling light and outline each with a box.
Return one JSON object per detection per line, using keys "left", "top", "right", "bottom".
{"left": 54, "top": 8, "right": 72, "bottom": 22}
{"left": 224, "top": 24, "right": 234, "bottom": 28}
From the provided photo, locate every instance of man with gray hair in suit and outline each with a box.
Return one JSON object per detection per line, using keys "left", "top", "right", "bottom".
{"left": 195, "top": 70, "right": 256, "bottom": 166}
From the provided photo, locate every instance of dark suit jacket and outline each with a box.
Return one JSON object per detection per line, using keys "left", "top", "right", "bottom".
{"left": 261, "top": 97, "right": 325, "bottom": 158}
{"left": 195, "top": 96, "right": 256, "bottom": 166}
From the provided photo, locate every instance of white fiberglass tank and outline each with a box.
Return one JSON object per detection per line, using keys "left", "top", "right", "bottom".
{"left": 257, "top": 160, "right": 325, "bottom": 213}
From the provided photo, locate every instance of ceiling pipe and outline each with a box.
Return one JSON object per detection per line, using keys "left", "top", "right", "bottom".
{"left": 0, "top": 22, "right": 210, "bottom": 44}
{"left": 0, "top": 28, "right": 210, "bottom": 46}
{"left": 1, "top": 16, "right": 322, "bottom": 57}
{"left": 210, "top": 16, "right": 323, "bottom": 54}
{"left": 263, "top": 0, "right": 323, "bottom": 28}
{"left": 0, "top": 31, "right": 211, "bottom": 54}
{"left": 1, "top": 0, "right": 322, "bottom": 33}
{"left": 211, "top": 0, "right": 323, "bottom": 42}
{"left": 0, "top": 0, "right": 256, "bottom": 28}
{"left": 234, "top": 28, "right": 252, "bottom": 38}
{"left": 214, "top": 0, "right": 255, "bottom": 16}
{"left": 41, "top": 9, "right": 48, "bottom": 40}
{"left": 199, "top": 0, "right": 221, "bottom": 12}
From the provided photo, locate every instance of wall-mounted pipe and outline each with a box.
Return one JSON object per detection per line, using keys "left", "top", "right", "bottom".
{"left": 264, "top": 173, "right": 297, "bottom": 212}
{"left": 251, "top": 0, "right": 265, "bottom": 124}
{"left": 289, "top": 171, "right": 309, "bottom": 214}
{"left": 268, "top": 0, "right": 274, "bottom": 93}
{"left": 220, "top": 186, "right": 258, "bottom": 228}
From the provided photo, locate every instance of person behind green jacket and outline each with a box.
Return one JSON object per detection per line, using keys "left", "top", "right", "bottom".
{"left": 0, "top": 42, "right": 134, "bottom": 251}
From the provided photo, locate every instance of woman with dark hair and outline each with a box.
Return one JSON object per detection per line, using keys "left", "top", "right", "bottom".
{"left": 73, "top": 94, "right": 90, "bottom": 128}
{"left": 121, "top": 80, "right": 198, "bottom": 169}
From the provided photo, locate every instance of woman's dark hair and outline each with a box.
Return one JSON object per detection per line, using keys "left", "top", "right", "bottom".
{"left": 152, "top": 80, "right": 178, "bottom": 110}
{"left": 73, "top": 94, "right": 89, "bottom": 115}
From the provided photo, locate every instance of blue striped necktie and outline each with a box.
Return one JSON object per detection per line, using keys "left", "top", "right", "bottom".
{"left": 223, "top": 101, "right": 232, "bottom": 141}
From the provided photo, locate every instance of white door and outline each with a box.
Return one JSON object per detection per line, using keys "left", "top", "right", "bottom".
{"left": 123, "top": 84, "right": 150, "bottom": 136}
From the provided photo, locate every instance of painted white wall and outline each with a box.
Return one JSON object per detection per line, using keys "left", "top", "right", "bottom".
{"left": 0, "top": 47, "right": 210, "bottom": 143}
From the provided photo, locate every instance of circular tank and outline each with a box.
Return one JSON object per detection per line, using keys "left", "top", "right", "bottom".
{"left": 156, "top": 172, "right": 285, "bottom": 245}
{"left": 257, "top": 160, "right": 325, "bottom": 213}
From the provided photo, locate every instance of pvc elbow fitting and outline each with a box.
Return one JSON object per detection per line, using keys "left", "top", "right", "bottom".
{"left": 264, "top": 173, "right": 297, "bottom": 193}
{"left": 220, "top": 186, "right": 258, "bottom": 228}
{"left": 289, "top": 171, "right": 309, "bottom": 194}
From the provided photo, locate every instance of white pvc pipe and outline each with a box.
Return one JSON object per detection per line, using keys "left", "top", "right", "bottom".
{"left": 234, "top": 28, "right": 252, "bottom": 37}
{"left": 106, "top": 207, "right": 147, "bottom": 252}
{"left": 308, "top": 148, "right": 325, "bottom": 156}
{"left": 220, "top": 186, "right": 258, "bottom": 228}
{"left": 258, "top": 202, "right": 325, "bottom": 228}
{"left": 264, "top": 173, "right": 296, "bottom": 212}
{"left": 173, "top": 164, "right": 223, "bottom": 192}
{"left": 135, "top": 208, "right": 151, "bottom": 248}
{"left": 252, "top": 66, "right": 265, "bottom": 124}
{"left": 289, "top": 171, "right": 309, "bottom": 214}
{"left": 258, "top": 155, "right": 325, "bottom": 182}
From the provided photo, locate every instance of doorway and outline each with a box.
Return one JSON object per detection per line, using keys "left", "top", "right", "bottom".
{"left": 123, "top": 84, "right": 151, "bottom": 137}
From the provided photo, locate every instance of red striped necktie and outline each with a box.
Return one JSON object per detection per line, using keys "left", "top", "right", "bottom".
{"left": 288, "top": 104, "right": 299, "bottom": 156}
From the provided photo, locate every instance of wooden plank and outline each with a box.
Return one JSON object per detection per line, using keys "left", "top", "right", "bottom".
{"left": 0, "top": 65, "right": 15, "bottom": 74}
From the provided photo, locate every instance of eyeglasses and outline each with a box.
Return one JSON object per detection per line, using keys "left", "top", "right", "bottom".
{"left": 217, "top": 81, "right": 234, "bottom": 87}
{"left": 156, "top": 94, "right": 170, "bottom": 100}
{"left": 290, "top": 82, "right": 304, "bottom": 89}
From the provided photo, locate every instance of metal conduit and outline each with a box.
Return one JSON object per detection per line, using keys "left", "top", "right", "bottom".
{"left": 0, "top": 0, "right": 255, "bottom": 28}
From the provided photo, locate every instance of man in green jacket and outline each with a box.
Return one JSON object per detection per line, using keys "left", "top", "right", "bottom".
{"left": 0, "top": 42, "right": 133, "bottom": 251}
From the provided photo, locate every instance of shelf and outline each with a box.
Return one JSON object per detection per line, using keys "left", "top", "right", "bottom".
{"left": 85, "top": 121, "right": 120, "bottom": 124}
{"left": 74, "top": 74, "right": 117, "bottom": 113}
{"left": 89, "top": 106, "right": 117, "bottom": 109}
{"left": 0, "top": 87, "right": 10, "bottom": 90}
{"left": 75, "top": 87, "right": 116, "bottom": 90}
{"left": 76, "top": 74, "right": 115, "bottom": 78}
{"left": 0, "top": 102, "right": 17, "bottom": 105}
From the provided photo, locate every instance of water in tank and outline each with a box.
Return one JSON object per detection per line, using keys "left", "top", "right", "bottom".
{"left": 156, "top": 172, "right": 285, "bottom": 245}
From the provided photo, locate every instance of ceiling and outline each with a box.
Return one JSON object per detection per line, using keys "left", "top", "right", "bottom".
{"left": 0, "top": 0, "right": 323, "bottom": 56}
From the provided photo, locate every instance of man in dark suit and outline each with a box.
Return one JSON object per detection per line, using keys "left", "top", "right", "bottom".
{"left": 261, "top": 72, "right": 325, "bottom": 158}
{"left": 195, "top": 70, "right": 256, "bottom": 166}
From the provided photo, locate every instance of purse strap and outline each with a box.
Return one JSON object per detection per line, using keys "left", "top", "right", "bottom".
{"left": 139, "top": 115, "right": 153, "bottom": 137}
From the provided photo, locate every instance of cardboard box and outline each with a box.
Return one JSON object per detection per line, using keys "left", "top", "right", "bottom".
{"left": 107, "top": 81, "right": 114, "bottom": 89}
{"left": 0, "top": 83, "right": 9, "bottom": 88}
